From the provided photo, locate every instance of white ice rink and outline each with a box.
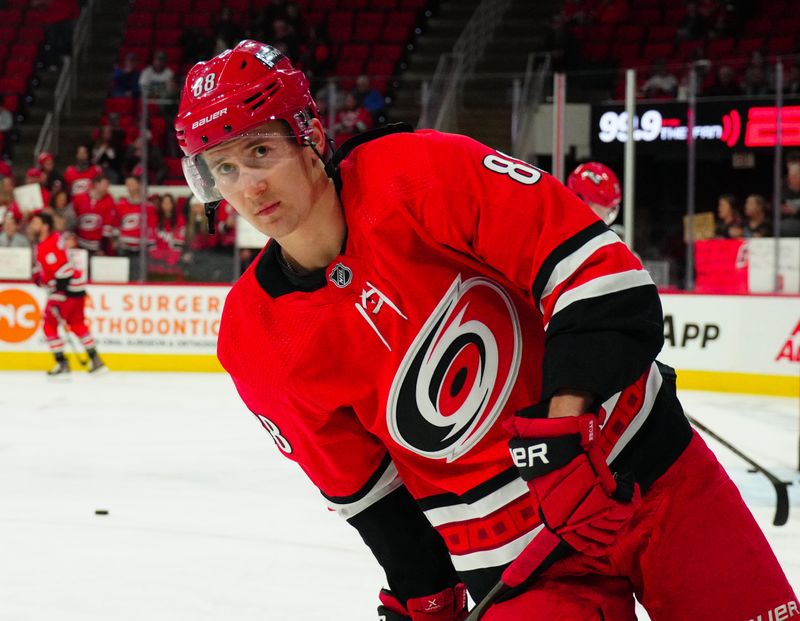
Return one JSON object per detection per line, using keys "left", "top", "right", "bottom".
{"left": 1, "top": 371, "right": 798, "bottom": 620}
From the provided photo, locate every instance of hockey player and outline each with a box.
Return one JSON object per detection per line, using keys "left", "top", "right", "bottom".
{"left": 175, "top": 41, "right": 797, "bottom": 620}
{"left": 567, "top": 161, "right": 621, "bottom": 225}
{"left": 29, "top": 211, "right": 106, "bottom": 376}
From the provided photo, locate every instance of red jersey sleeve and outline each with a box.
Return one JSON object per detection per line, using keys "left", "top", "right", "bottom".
{"left": 344, "top": 131, "right": 663, "bottom": 402}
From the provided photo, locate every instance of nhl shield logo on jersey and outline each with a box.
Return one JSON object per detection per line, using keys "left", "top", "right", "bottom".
{"left": 386, "top": 275, "right": 522, "bottom": 462}
{"left": 329, "top": 262, "right": 353, "bottom": 288}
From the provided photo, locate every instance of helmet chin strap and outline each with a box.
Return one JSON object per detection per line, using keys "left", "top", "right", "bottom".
{"left": 204, "top": 200, "right": 221, "bottom": 233}
{"left": 304, "top": 135, "right": 335, "bottom": 177}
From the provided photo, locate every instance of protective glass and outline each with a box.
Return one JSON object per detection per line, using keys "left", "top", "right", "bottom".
{"left": 181, "top": 132, "right": 301, "bottom": 203}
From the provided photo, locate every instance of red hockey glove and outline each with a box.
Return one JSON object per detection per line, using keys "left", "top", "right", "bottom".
{"left": 377, "top": 584, "right": 469, "bottom": 621}
{"left": 505, "top": 408, "right": 640, "bottom": 558}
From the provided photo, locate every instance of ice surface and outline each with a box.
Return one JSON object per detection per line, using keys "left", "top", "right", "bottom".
{"left": 0, "top": 372, "right": 797, "bottom": 620}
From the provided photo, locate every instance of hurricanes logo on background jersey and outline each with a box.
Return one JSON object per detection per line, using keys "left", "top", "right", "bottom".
{"left": 386, "top": 276, "right": 522, "bottom": 462}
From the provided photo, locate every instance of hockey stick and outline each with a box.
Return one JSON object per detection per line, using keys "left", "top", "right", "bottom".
{"left": 464, "top": 530, "right": 570, "bottom": 621}
{"left": 687, "top": 414, "right": 791, "bottom": 526}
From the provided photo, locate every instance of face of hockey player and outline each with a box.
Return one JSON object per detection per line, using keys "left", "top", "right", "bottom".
{"left": 201, "top": 119, "right": 328, "bottom": 239}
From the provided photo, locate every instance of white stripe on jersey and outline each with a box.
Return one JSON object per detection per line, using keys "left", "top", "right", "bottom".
{"left": 325, "top": 460, "right": 403, "bottom": 519}
{"left": 538, "top": 230, "right": 623, "bottom": 312}
{"left": 545, "top": 269, "right": 655, "bottom": 330}
{"left": 606, "top": 362, "right": 663, "bottom": 464}
{"left": 422, "top": 477, "right": 530, "bottom": 528}
{"left": 450, "top": 525, "right": 545, "bottom": 572}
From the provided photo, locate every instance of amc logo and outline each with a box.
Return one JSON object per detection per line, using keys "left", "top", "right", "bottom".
{"left": 0, "top": 289, "right": 41, "bottom": 343}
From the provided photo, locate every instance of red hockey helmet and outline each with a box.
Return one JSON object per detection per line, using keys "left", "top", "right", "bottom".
{"left": 175, "top": 40, "right": 319, "bottom": 203}
{"left": 567, "top": 162, "right": 622, "bottom": 225}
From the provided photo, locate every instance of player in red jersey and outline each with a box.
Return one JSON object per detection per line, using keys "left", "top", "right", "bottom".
{"left": 63, "top": 145, "right": 103, "bottom": 197}
{"left": 73, "top": 173, "right": 116, "bottom": 254}
{"left": 114, "top": 169, "right": 157, "bottom": 280}
{"left": 29, "top": 211, "right": 106, "bottom": 375}
{"left": 175, "top": 41, "right": 797, "bottom": 620}
{"left": 567, "top": 162, "right": 622, "bottom": 226}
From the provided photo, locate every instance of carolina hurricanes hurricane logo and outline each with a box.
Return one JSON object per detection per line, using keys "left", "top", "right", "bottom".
{"left": 387, "top": 276, "right": 521, "bottom": 462}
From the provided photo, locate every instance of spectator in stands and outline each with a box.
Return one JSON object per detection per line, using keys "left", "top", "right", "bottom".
{"left": 123, "top": 134, "right": 166, "bottom": 184}
{"left": 704, "top": 64, "right": 742, "bottom": 97}
{"left": 545, "top": 12, "right": 580, "bottom": 72}
{"left": 333, "top": 91, "right": 372, "bottom": 148}
{"left": 253, "top": 0, "right": 289, "bottom": 40}
{"left": 300, "top": 24, "right": 334, "bottom": 91}
{"left": 0, "top": 103, "right": 13, "bottom": 156}
{"left": 741, "top": 51, "right": 773, "bottom": 96}
{"left": 73, "top": 173, "right": 117, "bottom": 255}
{"left": 784, "top": 65, "right": 800, "bottom": 97}
{"left": 742, "top": 194, "right": 772, "bottom": 237}
{"left": 780, "top": 152, "right": 800, "bottom": 236}
{"left": 284, "top": 2, "right": 303, "bottom": 38}
{"left": 111, "top": 52, "right": 142, "bottom": 98}
{"left": 0, "top": 212, "right": 29, "bottom": 248}
{"left": 49, "top": 188, "right": 76, "bottom": 232}
{"left": 139, "top": 51, "right": 177, "bottom": 103}
{"left": 64, "top": 145, "right": 103, "bottom": 196}
{"left": 561, "top": 0, "right": 592, "bottom": 26}
{"left": 715, "top": 193, "right": 744, "bottom": 238}
{"left": 180, "top": 26, "right": 214, "bottom": 66}
{"left": 33, "top": 0, "right": 80, "bottom": 70}
{"left": 641, "top": 59, "right": 679, "bottom": 99}
{"left": 212, "top": 7, "right": 245, "bottom": 56}
{"left": 150, "top": 193, "right": 186, "bottom": 274}
{"left": 270, "top": 18, "right": 300, "bottom": 62}
{"left": 677, "top": 1, "right": 710, "bottom": 41}
{"left": 92, "top": 125, "right": 124, "bottom": 183}
{"left": 114, "top": 169, "right": 158, "bottom": 281}
{"left": 37, "top": 152, "right": 65, "bottom": 193}
{"left": 355, "top": 75, "right": 386, "bottom": 125}
{"left": 24, "top": 167, "right": 51, "bottom": 209}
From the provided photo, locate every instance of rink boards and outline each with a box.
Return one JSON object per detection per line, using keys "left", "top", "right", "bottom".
{"left": 0, "top": 282, "right": 798, "bottom": 396}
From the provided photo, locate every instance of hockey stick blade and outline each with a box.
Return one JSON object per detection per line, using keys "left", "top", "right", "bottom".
{"left": 687, "top": 414, "right": 792, "bottom": 526}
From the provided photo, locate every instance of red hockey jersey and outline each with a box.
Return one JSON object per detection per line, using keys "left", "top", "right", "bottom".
{"left": 34, "top": 231, "right": 85, "bottom": 296}
{"left": 73, "top": 192, "right": 116, "bottom": 252}
{"left": 217, "top": 129, "right": 687, "bottom": 597}
{"left": 63, "top": 164, "right": 103, "bottom": 196}
{"left": 114, "top": 198, "right": 157, "bottom": 251}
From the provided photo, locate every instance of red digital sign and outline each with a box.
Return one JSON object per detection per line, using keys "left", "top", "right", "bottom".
{"left": 744, "top": 106, "right": 800, "bottom": 147}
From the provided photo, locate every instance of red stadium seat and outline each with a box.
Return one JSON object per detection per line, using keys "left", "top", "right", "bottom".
{"left": 358, "top": 10, "right": 385, "bottom": 27}
{"left": 24, "top": 10, "right": 48, "bottom": 25}
{"left": 125, "top": 28, "right": 153, "bottom": 46}
{"left": 707, "top": 38, "right": 735, "bottom": 58}
{"left": 5, "top": 57, "right": 35, "bottom": 79}
{"left": 105, "top": 97, "right": 136, "bottom": 116}
{"left": 767, "top": 35, "right": 795, "bottom": 55}
{"left": 167, "top": 0, "right": 192, "bottom": 11}
{"left": 372, "top": 43, "right": 403, "bottom": 63}
{"left": 353, "top": 23, "right": 382, "bottom": 42}
{"left": 663, "top": 7, "right": 686, "bottom": 24}
{"left": 0, "top": 9, "right": 23, "bottom": 24}
{"left": 746, "top": 18, "right": 773, "bottom": 38}
{"left": 165, "top": 157, "right": 184, "bottom": 180}
{"left": 21, "top": 26, "right": 46, "bottom": 46}
{"left": 341, "top": 43, "right": 370, "bottom": 61}
{"left": 632, "top": 8, "right": 661, "bottom": 25}
{"left": 582, "top": 41, "right": 611, "bottom": 63}
{"left": 366, "top": 58, "right": 394, "bottom": 78}
{"left": 155, "top": 13, "right": 182, "bottom": 29}
{"left": 345, "top": 0, "right": 369, "bottom": 7}
{"left": 0, "top": 27, "right": 13, "bottom": 43}
{"left": 585, "top": 24, "right": 615, "bottom": 42}
{"left": 676, "top": 39, "right": 705, "bottom": 60}
{"left": 0, "top": 76, "right": 27, "bottom": 95}
{"left": 642, "top": 42, "right": 673, "bottom": 60}
{"left": 737, "top": 37, "right": 765, "bottom": 56}
{"left": 772, "top": 17, "right": 800, "bottom": 36}
{"left": 195, "top": 0, "right": 220, "bottom": 12}
{"left": 184, "top": 14, "right": 211, "bottom": 29}
{"left": 132, "top": 0, "right": 161, "bottom": 10}
{"left": 10, "top": 42, "right": 38, "bottom": 60}
{"left": 3, "top": 94, "right": 19, "bottom": 114}
{"left": 616, "top": 24, "right": 645, "bottom": 43}
{"left": 312, "top": 0, "right": 338, "bottom": 9}
{"left": 383, "top": 23, "right": 410, "bottom": 43}
{"left": 370, "top": 0, "right": 397, "bottom": 8}
{"left": 227, "top": 0, "right": 251, "bottom": 11}
{"left": 611, "top": 41, "right": 640, "bottom": 62}
{"left": 128, "top": 12, "right": 154, "bottom": 27}
{"left": 647, "top": 25, "right": 675, "bottom": 43}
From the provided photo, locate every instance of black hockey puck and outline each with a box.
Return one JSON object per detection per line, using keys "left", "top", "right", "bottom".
{"left": 95, "top": 509, "right": 109, "bottom": 515}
